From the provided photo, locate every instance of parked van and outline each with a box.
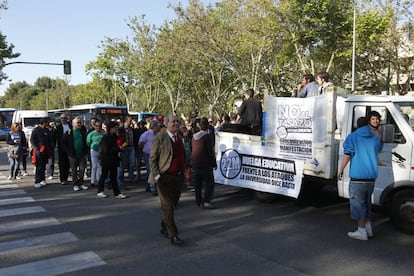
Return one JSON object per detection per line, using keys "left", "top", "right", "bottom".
{"left": 12, "top": 110, "right": 49, "bottom": 143}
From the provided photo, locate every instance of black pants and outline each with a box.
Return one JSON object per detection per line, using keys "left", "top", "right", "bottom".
{"left": 191, "top": 167, "right": 215, "bottom": 205}
{"left": 35, "top": 153, "right": 47, "bottom": 183}
{"left": 58, "top": 148, "right": 70, "bottom": 182}
{"left": 98, "top": 165, "right": 121, "bottom": 196}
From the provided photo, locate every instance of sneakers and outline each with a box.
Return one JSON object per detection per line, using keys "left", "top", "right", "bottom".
{"left": 202, "top": 202, "right": 215, "bottom": 209}
{"left": 365, "top": 222, "right": 374, "bottom": 237}
{"left": 347, "top": 229, "right": 368, "bottom": 241}
{"left": 15, "top": 176, "right": 21, "bottom": 180}
{"left": 40, "top": 180, "right": 47, "bottom": 186}
{"left": 73, "top": 185, "right": 80, "bottom": 191}
{"left": 7, "top": 176, "right": 12, "bottom": 180}
{"left": 97, "top": 192, "right": 108, "bottom": 198}
{"left": 115, "top": 193, "right": 127, "bottom": 199}
{"left": 34, "top": 183, "right": 42, "bottom": 188}
{"left": 81, "top": 185, "right": 89, "bottom": 190}
{"left": 22, "top": 171, "right": 28, "bottom": 176}
{"left": 47, "top": 176, "right": 53, "bottom": 180}
{"left": 61, "top": 181, "right": 67, "bottom": 185}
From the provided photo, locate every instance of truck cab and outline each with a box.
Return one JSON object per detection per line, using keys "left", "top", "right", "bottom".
{"left": 215, "top": 91, "right": 414, "bottom": 234}
{"left": 337, "top": 95, "right": 414, "bottom": 234}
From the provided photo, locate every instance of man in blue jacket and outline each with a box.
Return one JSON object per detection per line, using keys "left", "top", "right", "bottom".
{"left": 338, "top": 113, "right": 383, "bottom": 240}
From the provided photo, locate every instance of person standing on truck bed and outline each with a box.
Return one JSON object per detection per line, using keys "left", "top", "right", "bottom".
{"left": 338, "top": 113, "right": 383, "bottom": 241}
{"left": 236, "top": 88, "right": 263, "bottom": 135}
{"left": 316, "top": 71, "right": 334, "bottom": 94}
{"left": 297, "top": 73, "right": 320, "bottom": 98}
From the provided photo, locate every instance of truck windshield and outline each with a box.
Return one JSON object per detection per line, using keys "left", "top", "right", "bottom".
{"left": 394, "top": 102, "right": 414, "bottom": 130}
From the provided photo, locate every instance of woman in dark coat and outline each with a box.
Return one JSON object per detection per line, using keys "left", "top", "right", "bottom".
{"left": 96, "top": 121, "right": 126, "bottom": 199}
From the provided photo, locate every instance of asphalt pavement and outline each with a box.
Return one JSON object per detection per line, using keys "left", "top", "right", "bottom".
{"left": 0, "top": 142, "right": 413, "bottom": 276}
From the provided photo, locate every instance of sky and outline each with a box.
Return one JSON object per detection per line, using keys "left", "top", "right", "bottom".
{"left": 0, "top": 0, "right": 217, "bottom": 95}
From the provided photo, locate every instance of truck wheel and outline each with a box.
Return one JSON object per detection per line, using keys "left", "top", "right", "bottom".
{"left": 390, "top": 190, "right": 414, "bottom": 235}
{"left": 255, "top": 191, "right": 277, "bottom": 203}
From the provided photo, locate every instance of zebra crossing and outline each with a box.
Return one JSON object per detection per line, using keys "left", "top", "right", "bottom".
{"left": 0, "top": 175, "right": 105, "bottom": 275}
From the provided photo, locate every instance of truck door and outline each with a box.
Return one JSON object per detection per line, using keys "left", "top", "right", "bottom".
{"left": 374, "top": 106, "right": 413, "bottom": 206}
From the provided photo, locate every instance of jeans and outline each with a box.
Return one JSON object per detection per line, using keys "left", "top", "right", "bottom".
{"left": 117, "top": 157, "right": 125, "bottom": 188}
{"left": 143, "top": 152, "right": 155, "bottom": 192}
{"left": 349, "top": 181, "right": 375, "bottom": 220}
{"left": 90, "top": 149, "right": 102, "bottom": 185}
{"left": 123, "top": 146, "right": 135, "bottom": 182}
{"left": 46, "top": 151, "right": 54, "bottom": 177}
{"left": 68, "top": 155, "right": 87, "bottom": 186}
{"left": 135, "top": 148, "right": 143, "bottom": 180}
{"left": 9, "top": 157, "right": 20, "bottom": 178}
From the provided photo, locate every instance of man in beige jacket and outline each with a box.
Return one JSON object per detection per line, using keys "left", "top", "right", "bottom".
{"left": 150, "top": 114, "right": 185, "bottom": 246}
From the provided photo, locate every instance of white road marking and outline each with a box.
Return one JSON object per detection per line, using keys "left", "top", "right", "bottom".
{"left": 0, "top": 197, "right": 35, "bottom": 206}
{"left": 0, "top": 206, "right": 46, "bottom": 218}
{"left": 0, "top": 232, "right": 78, "bottom": 255}
{"left": 0, "top": 189, "right": 26, "bottom": 197}
{"left": 0, "top": 251, "right": 106, "bottom": 275}
{"left": 0, "top": 217, "right": 60, "bottom": 234}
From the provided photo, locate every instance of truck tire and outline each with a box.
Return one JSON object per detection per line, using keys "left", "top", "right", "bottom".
{"left": 255, "top": 191, "right": 278, "bottom": 203}
{"left": 390, "top": 190, "right": 414, "bottom": 235}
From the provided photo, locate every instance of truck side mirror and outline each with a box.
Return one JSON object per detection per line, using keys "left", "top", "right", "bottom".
{"left": 381, "top": 124, "right": 394, "bottom": 143}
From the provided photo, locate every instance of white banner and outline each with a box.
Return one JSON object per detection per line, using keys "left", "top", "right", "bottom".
{"left": 264, "top": 96, "right": 317, "bottom": 160}
{"left": 215, "top": 142, "right": 304, "bottom": 199}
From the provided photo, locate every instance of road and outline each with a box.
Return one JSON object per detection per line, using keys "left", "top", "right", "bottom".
{"left": 0, "top": 142, "right": 413, "bottom": 275}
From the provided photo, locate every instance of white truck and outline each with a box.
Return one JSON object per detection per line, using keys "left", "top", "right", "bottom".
{"left": 215, "top": 88, "right": 414, "bottom": 234}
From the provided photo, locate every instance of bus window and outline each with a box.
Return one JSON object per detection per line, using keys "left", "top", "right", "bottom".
{"left": 0, "top": 108, "right": 16, "bottom": 140}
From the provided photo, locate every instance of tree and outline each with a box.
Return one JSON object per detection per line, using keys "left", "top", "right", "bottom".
{"left": 0, "top": 2, "right": 20, "bottom": 84}
{"left": 1, "top": 81, "right": 29, "bottom": 108}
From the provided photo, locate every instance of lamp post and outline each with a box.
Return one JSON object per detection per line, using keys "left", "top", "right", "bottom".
{"left": 351, "top": 0, "right": 357, "bottom": 92}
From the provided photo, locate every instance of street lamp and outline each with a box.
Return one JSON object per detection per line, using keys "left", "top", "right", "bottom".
{"left": 351, "top": 0, "right": 357, "bottom": 92}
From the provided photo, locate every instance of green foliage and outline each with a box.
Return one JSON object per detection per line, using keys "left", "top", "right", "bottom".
{"left": 0, "top": 32, "right": 20, "bottom": 84}
{"left": 0, "top": 2, "right": 20, "bottom": 84}
{"left": 1, "top": 0, "right": 411, "bottom": 115}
